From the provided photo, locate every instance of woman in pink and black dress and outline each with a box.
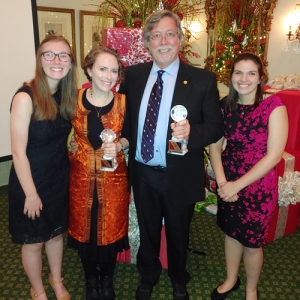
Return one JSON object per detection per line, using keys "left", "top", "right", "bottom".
{"left": 209, "top": 53, "right": 288, "bottom": 300}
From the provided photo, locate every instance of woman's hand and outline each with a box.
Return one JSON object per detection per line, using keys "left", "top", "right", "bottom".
{"left": 102, "top": 142, "right": 118, "bottom": 157}
{"left": 23, "top": 194, "right": 43, "bottom": 220}
{"left": 69, "top": 135, "right": 78, "bottom": 153}
{"left": 217, "top": 181, "right": 239, "bottom": 202}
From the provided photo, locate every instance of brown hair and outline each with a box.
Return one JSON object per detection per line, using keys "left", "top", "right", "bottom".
{"left": 28, "top": 35, "right": 77, "bottom": 121}
{"left": 225, "top": 52, "right": 268, "bottom": 112}
{"left": 82, "top": 46, "right": 125, "bottom": 83}
{"left": 143, "top": 10, "right": 184, "bottom": 51}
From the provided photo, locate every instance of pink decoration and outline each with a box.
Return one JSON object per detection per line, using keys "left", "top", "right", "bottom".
{"left": 102, "top": 28, "right": 152, "bottom": 67}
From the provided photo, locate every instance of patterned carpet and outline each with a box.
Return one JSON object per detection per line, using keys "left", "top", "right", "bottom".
{"left": 0, "top": 185, "right": 299, "bottom": 299}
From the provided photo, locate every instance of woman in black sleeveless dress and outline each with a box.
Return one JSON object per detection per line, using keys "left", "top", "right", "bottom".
{"left": 8, "top": 35, "right": 77, "bottom": 300}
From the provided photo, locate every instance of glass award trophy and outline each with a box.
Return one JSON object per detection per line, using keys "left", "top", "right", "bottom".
{"left": 100, "top": 129, "right": 118, "bottom": 171}
{"left": 168, "top": 105, "right": 188, "bottom": 155}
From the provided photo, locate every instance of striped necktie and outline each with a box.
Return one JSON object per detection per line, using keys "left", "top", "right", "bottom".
{"left": 141, "top": 70, "right": 165, "bottom": 163}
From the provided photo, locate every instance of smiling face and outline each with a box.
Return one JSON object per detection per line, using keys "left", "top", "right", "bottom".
{"left": 231, "top": 59, "right": 261, "bottom": 103}
{"left": 40, "top": 41, "right": 72, "bottom": 84}
{"left": 147, "top": 16, "right": 181, "bottom": 69}
{"left": 87, "top": 53, "right": 119, "bottom": 92}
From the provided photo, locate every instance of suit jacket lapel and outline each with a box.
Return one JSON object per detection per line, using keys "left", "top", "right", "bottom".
{"left": 130, "top": 61, "right": 193, "bottom": 148}
{"left": 172, "top": 61, "right": 193, "bottom": 109}
{"left": 166, "top": 61, "right": 193, "bottom": 140}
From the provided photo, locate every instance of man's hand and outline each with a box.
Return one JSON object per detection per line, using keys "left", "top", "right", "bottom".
{"left": 170, "top": 119, "right": 190, "bottom": 140}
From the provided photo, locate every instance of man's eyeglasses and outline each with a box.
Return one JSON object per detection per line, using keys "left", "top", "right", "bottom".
{"left": 150, "top": 32, "right": 178, "bottom": 41}
{"left": 41, "top": 51, "right": 71, "bottom": 62}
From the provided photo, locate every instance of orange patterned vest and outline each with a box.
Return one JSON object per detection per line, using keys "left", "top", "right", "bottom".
{"left": 68, "top": 89, "right": 129, "bottom": 246}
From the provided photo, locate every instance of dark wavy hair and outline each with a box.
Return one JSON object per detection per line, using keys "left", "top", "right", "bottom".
{"left": 82, "top": 46, "right": 125, "bottom": 83}
{"left": 28, "top": 35, "right": 78, "bottom": 121}
{"left": 225, "top": 53, "right": 268, "bottom": 112}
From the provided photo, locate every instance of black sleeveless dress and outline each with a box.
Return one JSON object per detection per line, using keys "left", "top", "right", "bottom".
{"left": 8, "top": 86, "right": 72, "bottom": 244}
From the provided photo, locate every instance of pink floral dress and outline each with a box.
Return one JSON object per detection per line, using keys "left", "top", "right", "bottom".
{"left": 217, "top": 95, "right": 284, "bottom": 247}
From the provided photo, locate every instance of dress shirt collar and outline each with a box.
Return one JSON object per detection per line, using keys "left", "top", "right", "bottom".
{"left": 151, "top": 57, "right": 180, "bottom": 77}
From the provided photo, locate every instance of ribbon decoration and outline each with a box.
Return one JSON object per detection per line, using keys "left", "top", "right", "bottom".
{"left": 103, "top": 28, "right": 152, "bottom": 67}
{"left": 278, "top": 151, "right": 300, "bottom": 206}
{"left": 278, "top": 171, "right": 300, "bottom": 206}
{"left": 128, "top": 192, "right": 140, "bottom": 264}
{"left": 124, "top": 28, "right": 152, "bottom": 66}
{"left": 273, "top": 205, "right": 289, "bottom": 240}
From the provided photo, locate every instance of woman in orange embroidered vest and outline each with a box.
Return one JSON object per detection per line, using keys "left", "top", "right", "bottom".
{"left": 68, "top": 46, "right": 129, "bottom": 300}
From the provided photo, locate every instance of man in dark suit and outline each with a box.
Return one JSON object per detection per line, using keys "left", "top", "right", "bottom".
{"left": 119, "top": 10, "right": 223, "bottom": 300}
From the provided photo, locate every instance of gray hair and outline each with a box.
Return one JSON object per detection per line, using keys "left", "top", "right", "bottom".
{"left": 143, "top": 10, "right": 184, "bottom": 51}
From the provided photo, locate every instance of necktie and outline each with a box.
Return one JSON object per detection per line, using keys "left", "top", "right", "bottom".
{"left": 141, "top": 70, "right": 165, "bottom": 163}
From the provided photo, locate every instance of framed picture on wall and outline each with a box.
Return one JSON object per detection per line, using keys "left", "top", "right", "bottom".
{"left": 80, "top": 10, "right": 115, "bottom": 65}
{"left": 37, "top": 6, "right": 76, "bottom": 59}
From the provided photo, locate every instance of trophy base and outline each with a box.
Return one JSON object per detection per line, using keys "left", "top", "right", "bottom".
{"left": 100, "top": 157, "right": 118, "bottom": 172}
{"left": 167, "top": 139, "right": 188, "bottom": 156}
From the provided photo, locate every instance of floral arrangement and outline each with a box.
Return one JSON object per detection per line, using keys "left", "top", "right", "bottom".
{"left": 212, "top": 0, "right": 266, "bottom": 73}
{"left": 94, "top": 0, "right": 204, "bottom": 65}
{"left": 204, "top": 0, "right": 277, "bottom": 85}
{"left": 96, "top": 0, "right": 204, "bottom": 28}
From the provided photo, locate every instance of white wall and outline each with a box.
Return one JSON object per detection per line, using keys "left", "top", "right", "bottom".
{"left": 267, "top": 0, "right": 300, "bottom": 80}
{"left": 0, "top": 0, "right": 36, "bottom": 185}
{"left": 0, "top": 0, "right": 36, "bottom": 158}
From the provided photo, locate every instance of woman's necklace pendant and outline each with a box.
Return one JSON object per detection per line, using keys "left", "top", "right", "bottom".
{"left": 90, "top": 88, "right": 110, "bottom": 120}
{"left": 240, "top": 106, "right": 251, "bottom": 116}
{"left": 239, "top": 99, "right": 254, "bottom": 116}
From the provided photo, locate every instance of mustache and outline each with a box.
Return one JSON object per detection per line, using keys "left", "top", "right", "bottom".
{"left": 156, "top": 46, "right": 173, "bottom": 51}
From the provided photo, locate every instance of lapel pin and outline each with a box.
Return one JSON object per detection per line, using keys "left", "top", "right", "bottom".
{"left": 183, "top": 80, "right": 188, "bottom": 84}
